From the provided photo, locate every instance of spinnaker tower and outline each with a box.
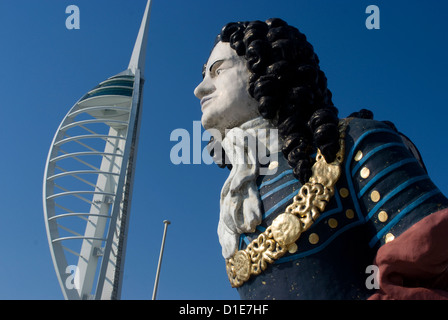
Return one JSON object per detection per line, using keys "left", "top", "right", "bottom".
{"left": 42, "top": 0, "right": 152, "bottom": 300}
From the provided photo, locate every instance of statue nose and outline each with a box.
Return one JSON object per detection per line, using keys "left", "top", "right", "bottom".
{"left": 194, "top": 78, "right": 215, "bottom": 100}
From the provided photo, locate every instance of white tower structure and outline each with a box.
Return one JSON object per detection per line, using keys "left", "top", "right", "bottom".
{"left": 43, "top": 1, "right": 152, "bottom": 300}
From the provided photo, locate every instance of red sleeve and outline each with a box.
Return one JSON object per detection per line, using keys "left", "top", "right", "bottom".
{"left": 368, "top": 208, "right": 448, "bottom": 300}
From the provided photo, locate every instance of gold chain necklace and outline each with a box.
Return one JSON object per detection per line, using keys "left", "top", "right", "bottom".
{"left": 225, "top": 119, "right": 349, "bottom": 287}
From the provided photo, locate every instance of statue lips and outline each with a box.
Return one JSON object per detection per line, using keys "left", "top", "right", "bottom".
{"left": 201, "top": 96, "right": 214, "bottom": 111}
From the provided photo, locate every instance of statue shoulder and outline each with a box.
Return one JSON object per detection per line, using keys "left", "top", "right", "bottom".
{"left": 345, "top": 117, "right": 398, "bottom": 145}
{"left": 342, "top": 117, "right": 448, "bottom": 248}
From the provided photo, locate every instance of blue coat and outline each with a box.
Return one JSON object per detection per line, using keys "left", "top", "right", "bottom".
{"left": 235, "top": 118, "right": 448, "bottom": 299}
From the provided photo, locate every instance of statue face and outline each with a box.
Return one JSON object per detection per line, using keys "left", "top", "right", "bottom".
{"left": 194, "top": 41, "right": 259, "bottom": 139}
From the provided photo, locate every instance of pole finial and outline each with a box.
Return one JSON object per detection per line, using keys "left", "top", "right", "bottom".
{"left": 152, "top": 219, "right": 170, "bottom": 300}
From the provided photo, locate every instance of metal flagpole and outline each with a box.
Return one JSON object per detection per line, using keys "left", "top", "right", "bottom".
{"left": 152, "top": 220, "right": 171, "bottom": 300}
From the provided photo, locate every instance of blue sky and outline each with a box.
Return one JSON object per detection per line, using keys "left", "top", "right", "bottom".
{"left": 0, "top": 0, "right": 447, "bottom": 300}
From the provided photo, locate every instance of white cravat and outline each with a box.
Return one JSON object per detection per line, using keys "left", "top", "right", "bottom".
{"left": 218, "top": 117, "right": 280, "bottom": 259}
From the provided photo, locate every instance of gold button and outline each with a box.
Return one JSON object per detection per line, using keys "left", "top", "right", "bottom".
{"left": 346, "top": 209, "right": 355, "bottom": 219}
{"left": 287, "top": 243, "right": 298, "bottom": 254}
{"left": 339, "top": 188, "right": 349, "bottom": 198}
{"left": 354, "top": 150, "right": 363, "bottom": 162}
{"left": 328, "top": 218, "right": 338, "bottom": 229}
{"left": 371, "top": 190, "right": 381, "bottom": 203}
{"left": 385, "top": 233, "right": 395, "bottom": 243}
{"left": 360, "top": 167, "right": 370, "bottom": 179}
{"left": 268, "top": 161, "right": 279, "bottom": 170}
{"left": 309, "top": 233, "right": 319, "bottom": 244}
{"left": 378, "top": 211, "right": 388, "bottom": 222}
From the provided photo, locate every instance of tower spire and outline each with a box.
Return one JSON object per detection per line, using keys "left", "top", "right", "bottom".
{"left": 128, "top": 0, "right": 152, "bottom": 77}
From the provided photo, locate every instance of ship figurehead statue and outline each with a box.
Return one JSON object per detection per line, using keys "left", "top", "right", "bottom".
{"left": 194, "top": 18, "right": 448, "bottom": 300}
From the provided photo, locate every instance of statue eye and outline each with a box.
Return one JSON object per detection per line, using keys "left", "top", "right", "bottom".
{"left": 209, "top": 60, "right": 225, "bottom": 78}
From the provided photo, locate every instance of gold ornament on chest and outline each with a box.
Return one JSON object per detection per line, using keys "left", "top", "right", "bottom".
{"left": 225, "top": 119, "right": 349, "bottom": 287}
